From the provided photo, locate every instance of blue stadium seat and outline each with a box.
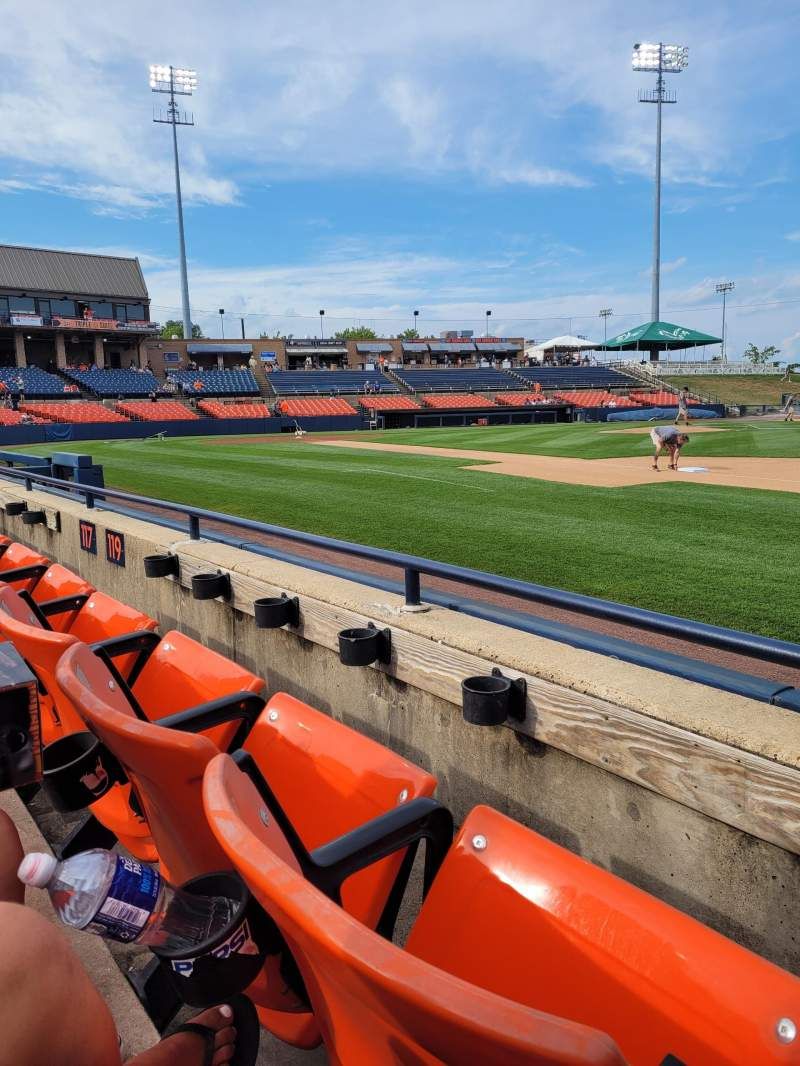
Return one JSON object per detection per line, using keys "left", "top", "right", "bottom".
{"left": 166, "top": 370, "right": 259, "bottom": 396}
{"left": 63, "top": 369, "right": 161, "bottom": 397}
{"left": 268, "top": 370, "right": 398, "bottom": 396}
{"left": 0, "top": 367, "right": 66, "bottom": 397}
{"left": 392, "top": 368, "right": 521, "bottom": 392}
{"left": 514, "top": 367, "right": 638, "bottom": 388}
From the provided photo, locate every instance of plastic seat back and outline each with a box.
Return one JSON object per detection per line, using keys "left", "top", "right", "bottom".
{"left": 405, "top": 806, "right": 800, "bottom": 1066}
{"left": 0, "top": 542, "right": 50, "bottom": 592}
{"left": 130, "top": 629, "right": 263, "bottom": 751}
{"left": 204, "top": 755, "right": 623, "bottom": 1066}
{"left": 57, "top": 641, "right": 227, "bottom": 885}
{"left": 243, "top": 692, "right": 436, "bottom": 928}
{"left": 67, "top": 591, "right": 158, "bottom": 676}
{"left": 31, "top": 563, "right": 94, "bottom": 631}
{"left": 0, "top": 584, "right": 85, "bottom": 735}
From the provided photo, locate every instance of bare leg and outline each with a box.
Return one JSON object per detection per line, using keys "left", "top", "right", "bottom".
{"left": 0, "top": 809, "right": 24, "bottom": 903}
{"left": 652, "top": 444, "right": 662, "bottom": 470}
{"left": 0, "top": 901, "right": 122, "bottom": 1065}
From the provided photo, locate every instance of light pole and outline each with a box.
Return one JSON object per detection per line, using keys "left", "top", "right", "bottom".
{"left": 633, "top": 42, "right": 688, "bottom": 323}
{"left": 599, "top": 308, "right": 613, "bottom": 342}
{"left": 715, "top": 281, "right": 734, "bottom": 363}
{"left": 485, "top": 309, "right": 492, "bottom": 337}
{"left": 218, "top": 308, "right": 225, "bottom": 339}
{"left": 413, "top": 309, "right": 419, "bottom": 335}
{"left": 150, "top": 64, "right": 197, "bottom": 341}
{"left": 319, "top": 310, "right": 325, "bottom": 340}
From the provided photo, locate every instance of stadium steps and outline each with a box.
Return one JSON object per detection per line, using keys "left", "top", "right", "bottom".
{"left": 384, "top": 368, "right": 415, "bottom": 394}
{"left": 54, "top": 367, "right": 95, "bottom": 401}
{"left": 610, "top": 362, "right": 717, "bottom": 407}
{"left": 248, "top": 358, "right": 275, "bottom": 399}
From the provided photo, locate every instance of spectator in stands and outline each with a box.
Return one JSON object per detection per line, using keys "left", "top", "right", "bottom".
{"left": 650, "top": 426, "right": 689, "bottom": 471}
{"left": 149, "top": 390, "right": 158, "bottom": 403}
{"left": 674, "top": 387, "right": 691, "bottom": 426}
{"left": 193, "top": 379, "right": 204, "bottom": 391}
{"left": 20, "top": 413, "right": 33, "bottom": 425}
{"left": 304, "top": 356, "right": 313, "bottom": 370}
{"left": 164, "top": 377, "right": 177, "bottom": 395}
{"left": 82, "top": 306, "right": 94, "bottom": 321}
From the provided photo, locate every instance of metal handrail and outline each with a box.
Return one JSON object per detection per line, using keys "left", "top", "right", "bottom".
{"left": 3, "top": 463, "right": 800, "bottom": 669}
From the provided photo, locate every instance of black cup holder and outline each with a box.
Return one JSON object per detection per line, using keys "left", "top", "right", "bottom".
{"left": 144, "top": 553, "right": 180, "bottom": 579}
{"left": 153, "top": 870, "right": 276, "bottom": 1008}
{"left": 5, "top": 501, "right": 27, "bottom": 516}
{"left": 338, "top": 622, "right": 392, "bottom": 667}
{"left": 462, "top": 668, "right": 527, "bottom": 726}
{"left": 20, "top": 510, "right": 46, "bottom": 526}
{"left": 191, "top": 571, "right": 232, "bottom": 601}
{"left": 254, "top": 594, "right": 300, "bottom": 629}
{"left": 42, "top": 731, "right": 125, "bottom": 812}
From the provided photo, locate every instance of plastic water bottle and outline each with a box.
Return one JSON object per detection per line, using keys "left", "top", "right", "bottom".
{"left": 18, "top": 850, "right": 236, "bottom": 950}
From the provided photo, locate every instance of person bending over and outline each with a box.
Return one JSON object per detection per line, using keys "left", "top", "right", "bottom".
{"left": 650, "top": 425, "right": 689, "bottom": 470}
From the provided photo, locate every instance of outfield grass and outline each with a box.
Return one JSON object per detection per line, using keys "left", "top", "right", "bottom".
{"left": 663, "top": 374, "right": 800, "bottom": 405}
{"left": 355, "top": 420, "right": 800, "bottom": 458}
{"left": 12, "top": 422, "right": 800, "bottom": 642}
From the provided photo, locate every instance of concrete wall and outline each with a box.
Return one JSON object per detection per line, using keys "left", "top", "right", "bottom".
{"left": 3, "top": 485, "right": 799, "bottom": 976}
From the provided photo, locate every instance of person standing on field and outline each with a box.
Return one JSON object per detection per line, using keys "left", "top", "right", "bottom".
{"left": 650, "top": 426, "right": 689, "bottom": 471}
{"left": 782, "top": 394, "right": 796, "bottom": 422}
{"left": 674, "top": 386, "right": 691, "bottom": 425}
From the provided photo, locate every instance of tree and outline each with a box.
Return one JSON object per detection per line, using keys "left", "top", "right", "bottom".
{"left": 333, "top": 326, "right": 378, "bottom": 340}
{"left": 160, "top": 320, "right": 204, "bottom": 340}
{"left": 744, "top": 343, "right": 780, "bottom": 366}
{"left": 398, "top": 328, "right": 419, "bottom": 340}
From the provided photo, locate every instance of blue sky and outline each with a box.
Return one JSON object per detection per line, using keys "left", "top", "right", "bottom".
{"left": 1, "top": 0, "right": 799, "bottom": 356}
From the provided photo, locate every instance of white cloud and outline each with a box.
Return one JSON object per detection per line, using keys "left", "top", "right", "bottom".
{"left": 785, "top": 231, "right": 800, "bottom": 242}
{"left": 0, "top": 0, "right": 790, "bottom": 215}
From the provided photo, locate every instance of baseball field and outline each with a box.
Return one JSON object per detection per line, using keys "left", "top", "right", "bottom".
{"left": 14, "top": 419, "right": 800, "bottom": 642}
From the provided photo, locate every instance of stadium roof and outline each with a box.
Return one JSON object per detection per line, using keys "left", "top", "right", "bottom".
{"left": 602, "top": 321, "right": 721, "bottom": 351}
{"left": 0, "top": 244, "right": 148, "bottom": 300}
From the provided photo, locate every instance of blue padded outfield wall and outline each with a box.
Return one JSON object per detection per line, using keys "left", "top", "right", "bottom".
{"left": 0, "top": 415, "right": 365, "bottom": 446}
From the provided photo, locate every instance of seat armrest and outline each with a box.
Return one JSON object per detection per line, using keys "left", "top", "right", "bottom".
{"left": 159, "top": 692, "right": 265, "bottom": 751}
{"left": 90, "top": 630, "right": 161, "bottom": 683}
{"left": 0, "top": 563, "right": 48, "bottom": 585}
{"left": 232, "top": 749, "right": 452, "bottom": 941}
{"left": 37, "top": 594, "right": 90, "bottom": 618}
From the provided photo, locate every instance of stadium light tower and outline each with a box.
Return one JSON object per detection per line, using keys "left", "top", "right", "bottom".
{"left": 715, "top": 281, "right": 734, "bottom": 363}
{"left": 599, "top": 308, "right": 613, "bottom": 342}
{"left": 150, "top": 64, "right": 197, "bottom": 341}
{"left": 633, "top": 42, "right": 689, "bottom": 323}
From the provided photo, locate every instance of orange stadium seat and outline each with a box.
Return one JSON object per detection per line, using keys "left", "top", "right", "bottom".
{"left": 277, "top": 397, "right": 357, "bottom": 416}
{"left": 203, "top": 760, "right": 621, "bottom": 1065}
{"left": 630, "top": 391, "right": 701, "bottom": 406}
{"left": 356, "top": 395, "right": 421, "bottom": 411}
{"left": 116, "top": 401, "right": 200, "bottom": 421}
{"left": 21, "top": 402, "right": 130, "bottom": 424}
{"left": 494, "top": 391, "right": 547, "bottom": 406}
{"left": 554, "top": 391, "right": 640, "bottom": 409}
{"left": 197, "top": 401, "right": 272, "bottom": 419}
{"left": 205, "top": 763, "right": 800, "bottom": 1066}
{"left": 421, "top": 393, "right": 497, "bottom": 409}
{"left": 0, "top": 541, "right": 51, "bottom": 593}
{"left": 53, "top": 660, "right": 440, "bottom": 1047}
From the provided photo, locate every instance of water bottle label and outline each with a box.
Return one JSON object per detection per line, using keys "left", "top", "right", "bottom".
{"left": 87, "top": 856, "right": 161, "bottom": 943}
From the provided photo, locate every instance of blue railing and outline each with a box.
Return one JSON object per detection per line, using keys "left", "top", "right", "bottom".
{"left": 1, "top": 462, "right": 799, "bottom": 680}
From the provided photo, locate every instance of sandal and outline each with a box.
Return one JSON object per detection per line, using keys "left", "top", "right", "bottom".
{"left": 172, "top": 994, "right": 260, "bottom": 1066}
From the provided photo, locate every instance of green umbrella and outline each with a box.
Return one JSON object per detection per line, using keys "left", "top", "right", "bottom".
{"left": 602, "top": 320, "right": 721, "bottom": 354}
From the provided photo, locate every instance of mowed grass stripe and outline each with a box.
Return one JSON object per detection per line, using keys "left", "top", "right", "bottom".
{"left": 13, "top": 425, "right": 800, "bottom": 642}
{"left": 354, "top": 420, "right": 800, "bottom": 458}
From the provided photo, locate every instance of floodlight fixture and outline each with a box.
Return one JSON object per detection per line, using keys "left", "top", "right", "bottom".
{"left": 149, "top": 63, "right": 198, "bottom": 340}
{"left": 715, "top": 281, "right": 734, "bottom": 363}
{"left": 632, "top": 42, "right": 688, "bottom": 73}
{"left": 633, "top": 42, "right": 689, "bottom": 323}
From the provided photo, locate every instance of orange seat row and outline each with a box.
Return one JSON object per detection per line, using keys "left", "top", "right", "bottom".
{"left": 0, "top": 533, "right": 796, "bottom": 1064}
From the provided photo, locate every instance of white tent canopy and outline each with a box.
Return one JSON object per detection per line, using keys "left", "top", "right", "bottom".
{"left": 535, "top": 335, "right": 596, "bottom": 351}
